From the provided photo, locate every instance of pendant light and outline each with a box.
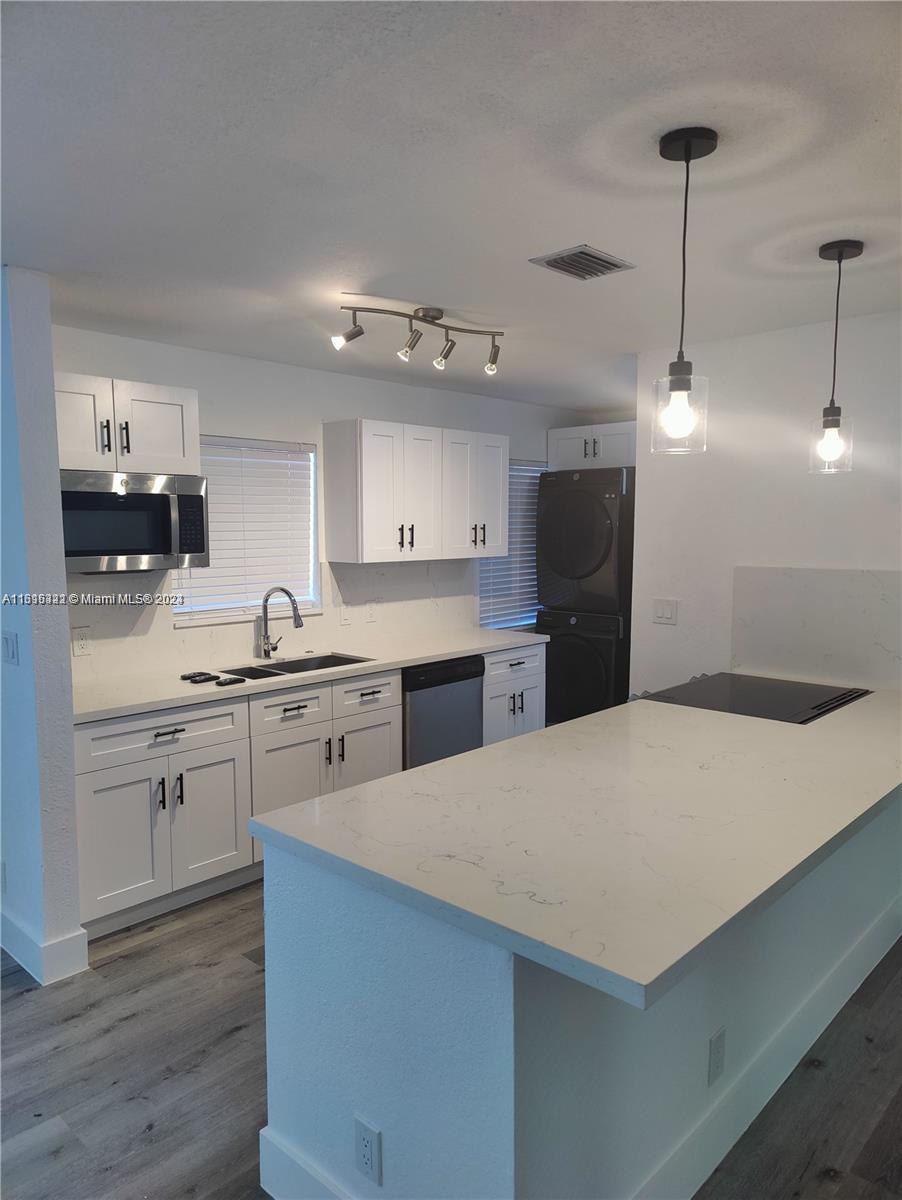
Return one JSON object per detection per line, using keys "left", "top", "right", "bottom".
{"left": 810, "top": 239, "right": 862, "bottom": 473}
{"left": 652, "top": 127, "right": 718, "bottom": 454}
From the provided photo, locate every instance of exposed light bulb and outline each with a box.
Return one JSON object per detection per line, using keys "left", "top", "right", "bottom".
{"left": 433, "top": 356, "right": 446, "bottom": 370}
{"left": 433, "top": 337, "right": 455, "bottom": 370}
{"left": 397, "top": 328, "right": 422, "bottom": 362}
{"left": 398, "top": 348, "right": 411, "bottom": 362}
{"left": 658, "top": 391, "right": 698, "bottom": 440}
{"left": 330, "top": 323, "right": 363, "bottom": 351}
{"left": 484, "top": 343, "right": 500, "bottom": 375}
{"left": 331, "top": 334, "right": 346, "bottom": 350}
{"left": 816, "top": 426, "right": 845, "bottom": 464}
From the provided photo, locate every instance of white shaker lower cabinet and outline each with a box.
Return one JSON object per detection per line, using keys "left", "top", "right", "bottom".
{"left": 333, "top": 707, "right": 402, "bottom": 790}
{"left": 482, "top": 645, "right": 546, "bottom": 746}
{"left": 250, "top": 724, "right": 334, "bottom": 860}
{"left": 76, "top": 760, "right": 173, "bottom": 921}
{"left": 169, "top": 742, "right": 252, "bottom": 890}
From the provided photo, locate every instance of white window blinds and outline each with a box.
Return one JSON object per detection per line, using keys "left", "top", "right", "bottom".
{"left": 173, "top": 436, "right": 318, "bottom": 620}
{"left": 479, "top": 461, "right": 544, "bottom": 629}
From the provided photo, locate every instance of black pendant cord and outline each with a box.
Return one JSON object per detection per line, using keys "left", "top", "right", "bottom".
{"left": 828, "top": 254, "right": 843, "bottom": 407}
{"left": 677, "top": 146, "right": 690, "bottom": 360}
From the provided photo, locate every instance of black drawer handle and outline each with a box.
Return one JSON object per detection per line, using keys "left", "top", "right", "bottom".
{"left": 100, "top": 419, "right": 112, "bottom": 453}
{"left": 176, "top": 772, "right": 184, "bottom": 806}
{"left": 409, "top": 524, "right": 415, "bottom": 550}
{"left": 480, "top": 523, "right": 486, "bottom": 546}
{"left": 338, "top": 734, "right": 346, "bottom": 762}
{"left": 282, "top": 704, "right": 309, "bottom": 715}
{"left": 509, "top": 693, "right": 516, "bottom": 715}
{"left": 120, "top": 420, "right": 131, "bottom": 454}
{"left": 518, "top": 691, "right": 525, "bottom": 713}
{"left": 159, "top": 777, "right": 166, "bottom": 809}
{"left": 398, "top": 525, "right": 405, "bottom": 549}
{"left": 359, "top": 689, "right": 382, "bottom": 698}
{"left": 592, "top": 437, "right": 599, "bottom": 458}
{"left": 583, "top": 438, "right": 589, "bottom": 458}
{"left": 472, "top": 523, "right": 478, "bottom": 547}
{"left": 153, "top": 726, "right": 186, "bottom": 739}
{"left": 509, "top": 660, "right": 525, "bottom": 668}
{"left": 325, "top": 737, "right": 332, "bottom": 765}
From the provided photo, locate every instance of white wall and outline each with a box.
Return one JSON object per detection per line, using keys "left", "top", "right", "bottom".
{"left": 1, "top": 270, "right": 87, "bottom": 982}
{"left": 630, "top": 311, "right": 901, "bottom": 694}
{"left": 52, "top": 325, "right": 588, "bottom": 683}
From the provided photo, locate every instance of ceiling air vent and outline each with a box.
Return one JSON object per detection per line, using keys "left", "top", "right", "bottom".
{"left": 528, "top": 244, "right": 635, "bottom": 282}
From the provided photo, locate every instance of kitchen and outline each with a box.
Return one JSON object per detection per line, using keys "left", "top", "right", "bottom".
{"left": 2, "top": 4, "right": 901, "bottom": 1200}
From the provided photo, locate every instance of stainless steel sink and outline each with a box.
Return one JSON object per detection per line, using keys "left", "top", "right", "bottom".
{"left": 223, "top": 653, "right": 372, "bottom": 679}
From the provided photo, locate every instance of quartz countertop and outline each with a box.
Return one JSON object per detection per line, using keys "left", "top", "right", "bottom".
{"left": 251, "top": 689, "right": 902, "bottom": 1008}
{"left": 71, "top": 628, "right": 548, "bottom": 723}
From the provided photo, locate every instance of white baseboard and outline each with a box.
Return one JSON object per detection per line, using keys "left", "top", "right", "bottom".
{"left": 635, "top": 893, "right": 902, "bottom": 1200}
{"left": 260, "top": 1126, "right": 352, "bottom": 1200}
{"left": 1, "top": 909, "right": 88, "bottom": 984}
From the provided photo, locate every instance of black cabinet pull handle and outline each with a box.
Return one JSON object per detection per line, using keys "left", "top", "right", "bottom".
{"left": 100, "top": 419, "right": 112, "bottom": 453}
{"left": 509, "top": 693, "right": 516, "bottom": 715}
{"left": 592, "top": 437, "right": 599, "bottom": 458}
{"left": 325, "top": 737, "right": 332, "bottom": 765}
{"left": 398, "top": 525, "right": 405, "bottom": 549}
{"left": 480, "top": 523, "right": 486, "bottom": 546}
{"left": 120, "top": 420, "right": 131, "bottom": 454}
{"left": 159, "top": 777, "right": 166, "bottom": 810}
{"left": 471, "top": 524, "right": 478, "bottom": 547}
{"left": 518, "top": 691, "right": 525, "bottom": 713}
{"left": 583, "top": 438, "right": 589, "bottom": 458}
{"left": 176, "top": 772, "right": 184, "bottom": 806}
{"left": 509, "top": 660, "right": 525, "bottom": 667}
{"left": 338, "top": 734, "right": 346, "bottom": 762}
{"left": 282, "top": 703, "right": 309, "bottom": 715}
{"left": 359, "top": 689, "right": 382, "bottom": 698}
{"left": 409, "top": 524, "right": 415, "bottom": 550}
{"left": 153, "top": 726, "right": 186, "bottom": 739}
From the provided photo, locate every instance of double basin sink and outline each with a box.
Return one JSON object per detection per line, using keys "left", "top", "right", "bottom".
{"left": 222, "top": 653, "right": 372, "bottom": 680}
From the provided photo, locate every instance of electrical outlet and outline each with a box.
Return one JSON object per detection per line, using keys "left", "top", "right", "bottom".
{"left": 340, "top": 605, "right": 351, "bottom": 627}
{"left": 354, "top": 1117, "right": 382, "bottom": 1185}
{"left": 1, "top": 629, "right": 19, "bottom": 666}
{"left": 72, "top": 627, "right": 91, "bottom": 657}
{"left": 708, "top": 1026, "right": 726, "bottom": 1086}
{"left": 365, "top": 600, "right": 377, "bottom": 624}
{"left": 652, "top": 598, "right": 678, "bottom": 626}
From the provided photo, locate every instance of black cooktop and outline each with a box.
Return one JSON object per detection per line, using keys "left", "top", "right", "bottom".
{"left": 647, "top": 672, "right": 870, "bottom": 725}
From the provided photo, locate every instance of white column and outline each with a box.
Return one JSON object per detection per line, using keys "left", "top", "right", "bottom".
{"left": 1, "top": 266, "right": 87, "bottom": 983}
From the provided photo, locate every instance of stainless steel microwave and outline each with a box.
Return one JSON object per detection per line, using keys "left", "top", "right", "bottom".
{"left": 60, "top": 471, "right": 209, "bottom": 573}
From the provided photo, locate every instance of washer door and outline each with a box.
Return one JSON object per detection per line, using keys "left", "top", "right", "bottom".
{"left": 545, "top": 632, "right": 614, "bottom": 725}
{"left": 538, "top": 488, "right": 614, "bottom": 580}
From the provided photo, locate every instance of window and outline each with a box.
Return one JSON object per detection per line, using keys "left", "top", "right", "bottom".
{"left": 479, "top": 460, "right": 545, "bottom": 629}
{"left": 173, "top": 436, "right": 318, "bottom": 622}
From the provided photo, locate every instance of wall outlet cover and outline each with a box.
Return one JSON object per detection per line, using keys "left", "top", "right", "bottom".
{"left": 72, "top": 627, "right": 91, "bottom": 657}
{"left": 354, "top": 1117, "right": 383, "bottom": 1185}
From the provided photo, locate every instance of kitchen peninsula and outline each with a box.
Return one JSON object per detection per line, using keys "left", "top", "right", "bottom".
{"left": 252, "top": 689, "right": 902, "bottom": 1200}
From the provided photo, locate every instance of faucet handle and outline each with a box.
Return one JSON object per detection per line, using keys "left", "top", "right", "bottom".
{"left": 269, "top": 634, "right": 283, "bottom": 652}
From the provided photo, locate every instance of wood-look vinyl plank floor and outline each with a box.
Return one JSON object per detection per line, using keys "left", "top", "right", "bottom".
{"left": 2, "top": 884, "right": 899, "bottom": 1200}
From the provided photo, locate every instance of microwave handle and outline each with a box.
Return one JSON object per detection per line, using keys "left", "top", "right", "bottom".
{"left": 169, "top": 493, "right": 181, "bottom": 561}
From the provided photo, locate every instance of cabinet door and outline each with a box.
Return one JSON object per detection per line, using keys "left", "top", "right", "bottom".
{"left": 547, "top": 425, "right": 598, "bottom": 470}
{"left": 333, "top": 707, "right": 402, "bottom": 791}
{"left": 591, "top": 421, "right": 636, "bottom": 468}
{"left": 169, "top": 741, "right": 252, "bottom": 891}
{"left": 441, "top": 429, "right": 480, "bottom": 558}
{"left": 76, "top": 760, "right": 172, "bottom": 921}
{"left": 514, "top": 674, "right": 546, "bottom": 736}
{"left": 55, "top": 373, "right": 116, "bottom": 470}
{"left": 403, "top": 424, "right": 442, "bottom": 560}
{"left": 112, "top": 380, "right": 200, "bottom": 475}
{"left": 359, "top": 420, "right": 405, "bottom": 561}
{"left": 476, "top": 433, "right": 509, "bottom": 557}
{"left": 250, "top": 725, "right": 334, "bottom": 860}
{"left": 483, "top": 680, "right": 517, "bottom": 746}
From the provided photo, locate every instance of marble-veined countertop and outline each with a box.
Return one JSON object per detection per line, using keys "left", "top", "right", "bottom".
{"left": 252, "top": 688, "right": 902, "bottom": 1008}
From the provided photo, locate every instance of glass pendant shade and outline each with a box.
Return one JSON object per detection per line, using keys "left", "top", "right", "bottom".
{"left": 809, "top": 417, "right": 852, "bottom": 473}
{"left": 651, "top": 370, "right": 708, "bottom": 454}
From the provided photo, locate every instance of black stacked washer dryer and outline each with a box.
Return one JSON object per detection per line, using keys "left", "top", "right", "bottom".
{"left": 535, "top": 466, "right": 635, "bottom": 724}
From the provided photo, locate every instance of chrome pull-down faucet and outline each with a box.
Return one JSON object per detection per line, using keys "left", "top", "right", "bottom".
{"left": 259, "top": 586, "right": 304, "bottom": 658}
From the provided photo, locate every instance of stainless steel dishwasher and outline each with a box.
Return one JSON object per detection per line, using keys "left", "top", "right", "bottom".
{"left": 402, "top": 655, "right": 485, "bottom": 769}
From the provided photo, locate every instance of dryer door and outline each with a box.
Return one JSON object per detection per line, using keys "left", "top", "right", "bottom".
{"left": 545, "top": 631, "right": 615, "bottom": 725}
{"left": 537, "top": 476, "right": 619, "bottom": 611}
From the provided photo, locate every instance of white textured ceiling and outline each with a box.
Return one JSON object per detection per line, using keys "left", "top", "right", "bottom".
{"left": 3, "top": 1, "right": 899, "bottom": 410}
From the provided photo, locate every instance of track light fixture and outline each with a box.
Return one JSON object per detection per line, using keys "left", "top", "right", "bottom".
{"left": 331, "top": 316, "right": 364, "bottom": 351}
{"left": 810, "top": 239, "right": 862, "bottom": 474}
{"left": 652, "top": 127, "right": 718, "bottom": 454}
{"left": 397, "top": 325, "right": 422, "bottom": 363}
{"left": 329, "top": 305, "right": 504, "bottom": 376}
{"left": 433, "top": 337, "right": 456, "bottom": 370}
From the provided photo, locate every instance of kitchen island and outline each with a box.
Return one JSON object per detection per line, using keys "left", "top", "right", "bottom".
{"left": 251, "top": 690, "right": 902, "bottom": 1200}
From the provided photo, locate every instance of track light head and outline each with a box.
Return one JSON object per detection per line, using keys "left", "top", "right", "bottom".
{"left": 433, "top": 337, "right": 456, "bottom": 370}
{"left": 331, "top": 323, "right": 364, "bottom": 351}
{"left": 397, "top": 327, "right": 423, "bottom": 362}
{"left": 484, "top": 342, "right": 500, "bottom": 376}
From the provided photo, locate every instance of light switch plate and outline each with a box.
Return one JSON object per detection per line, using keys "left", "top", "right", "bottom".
{"left": 72, "top": 627, "right": 91, "bottom": 657}
{"left": 652, "top": 598, "right": 678, "bottom": 626}
{"left": 340, "top": 605, "right": 351, "bottom": 627}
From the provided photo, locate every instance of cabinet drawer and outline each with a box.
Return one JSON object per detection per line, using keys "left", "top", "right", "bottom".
{"left": 332, "top": 670, "right": 401, "bottom": 715}
{"left": 483, "top": 645, "right": 545, "bottom": 683}
{"left": 74, "top": 699, "right": 249, "bottom": 775}
{"left": 249, "top": 682, "right": 333, "bottom": 737}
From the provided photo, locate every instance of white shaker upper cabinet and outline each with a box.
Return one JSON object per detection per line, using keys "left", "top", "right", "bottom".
{"left": 112, "top": 379, "right": 201, "bottom": 475}
{"left": 547, "top": 422, "right": 636, "bottom": 471}
{"left": 441, "top": 429, "right": 509, "bottom": 559}
{"left": 402, "top": 424, "right": 443, "bottom": 560}
{"left": 55, "top": 372, "right": 117, "bottom": 471}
